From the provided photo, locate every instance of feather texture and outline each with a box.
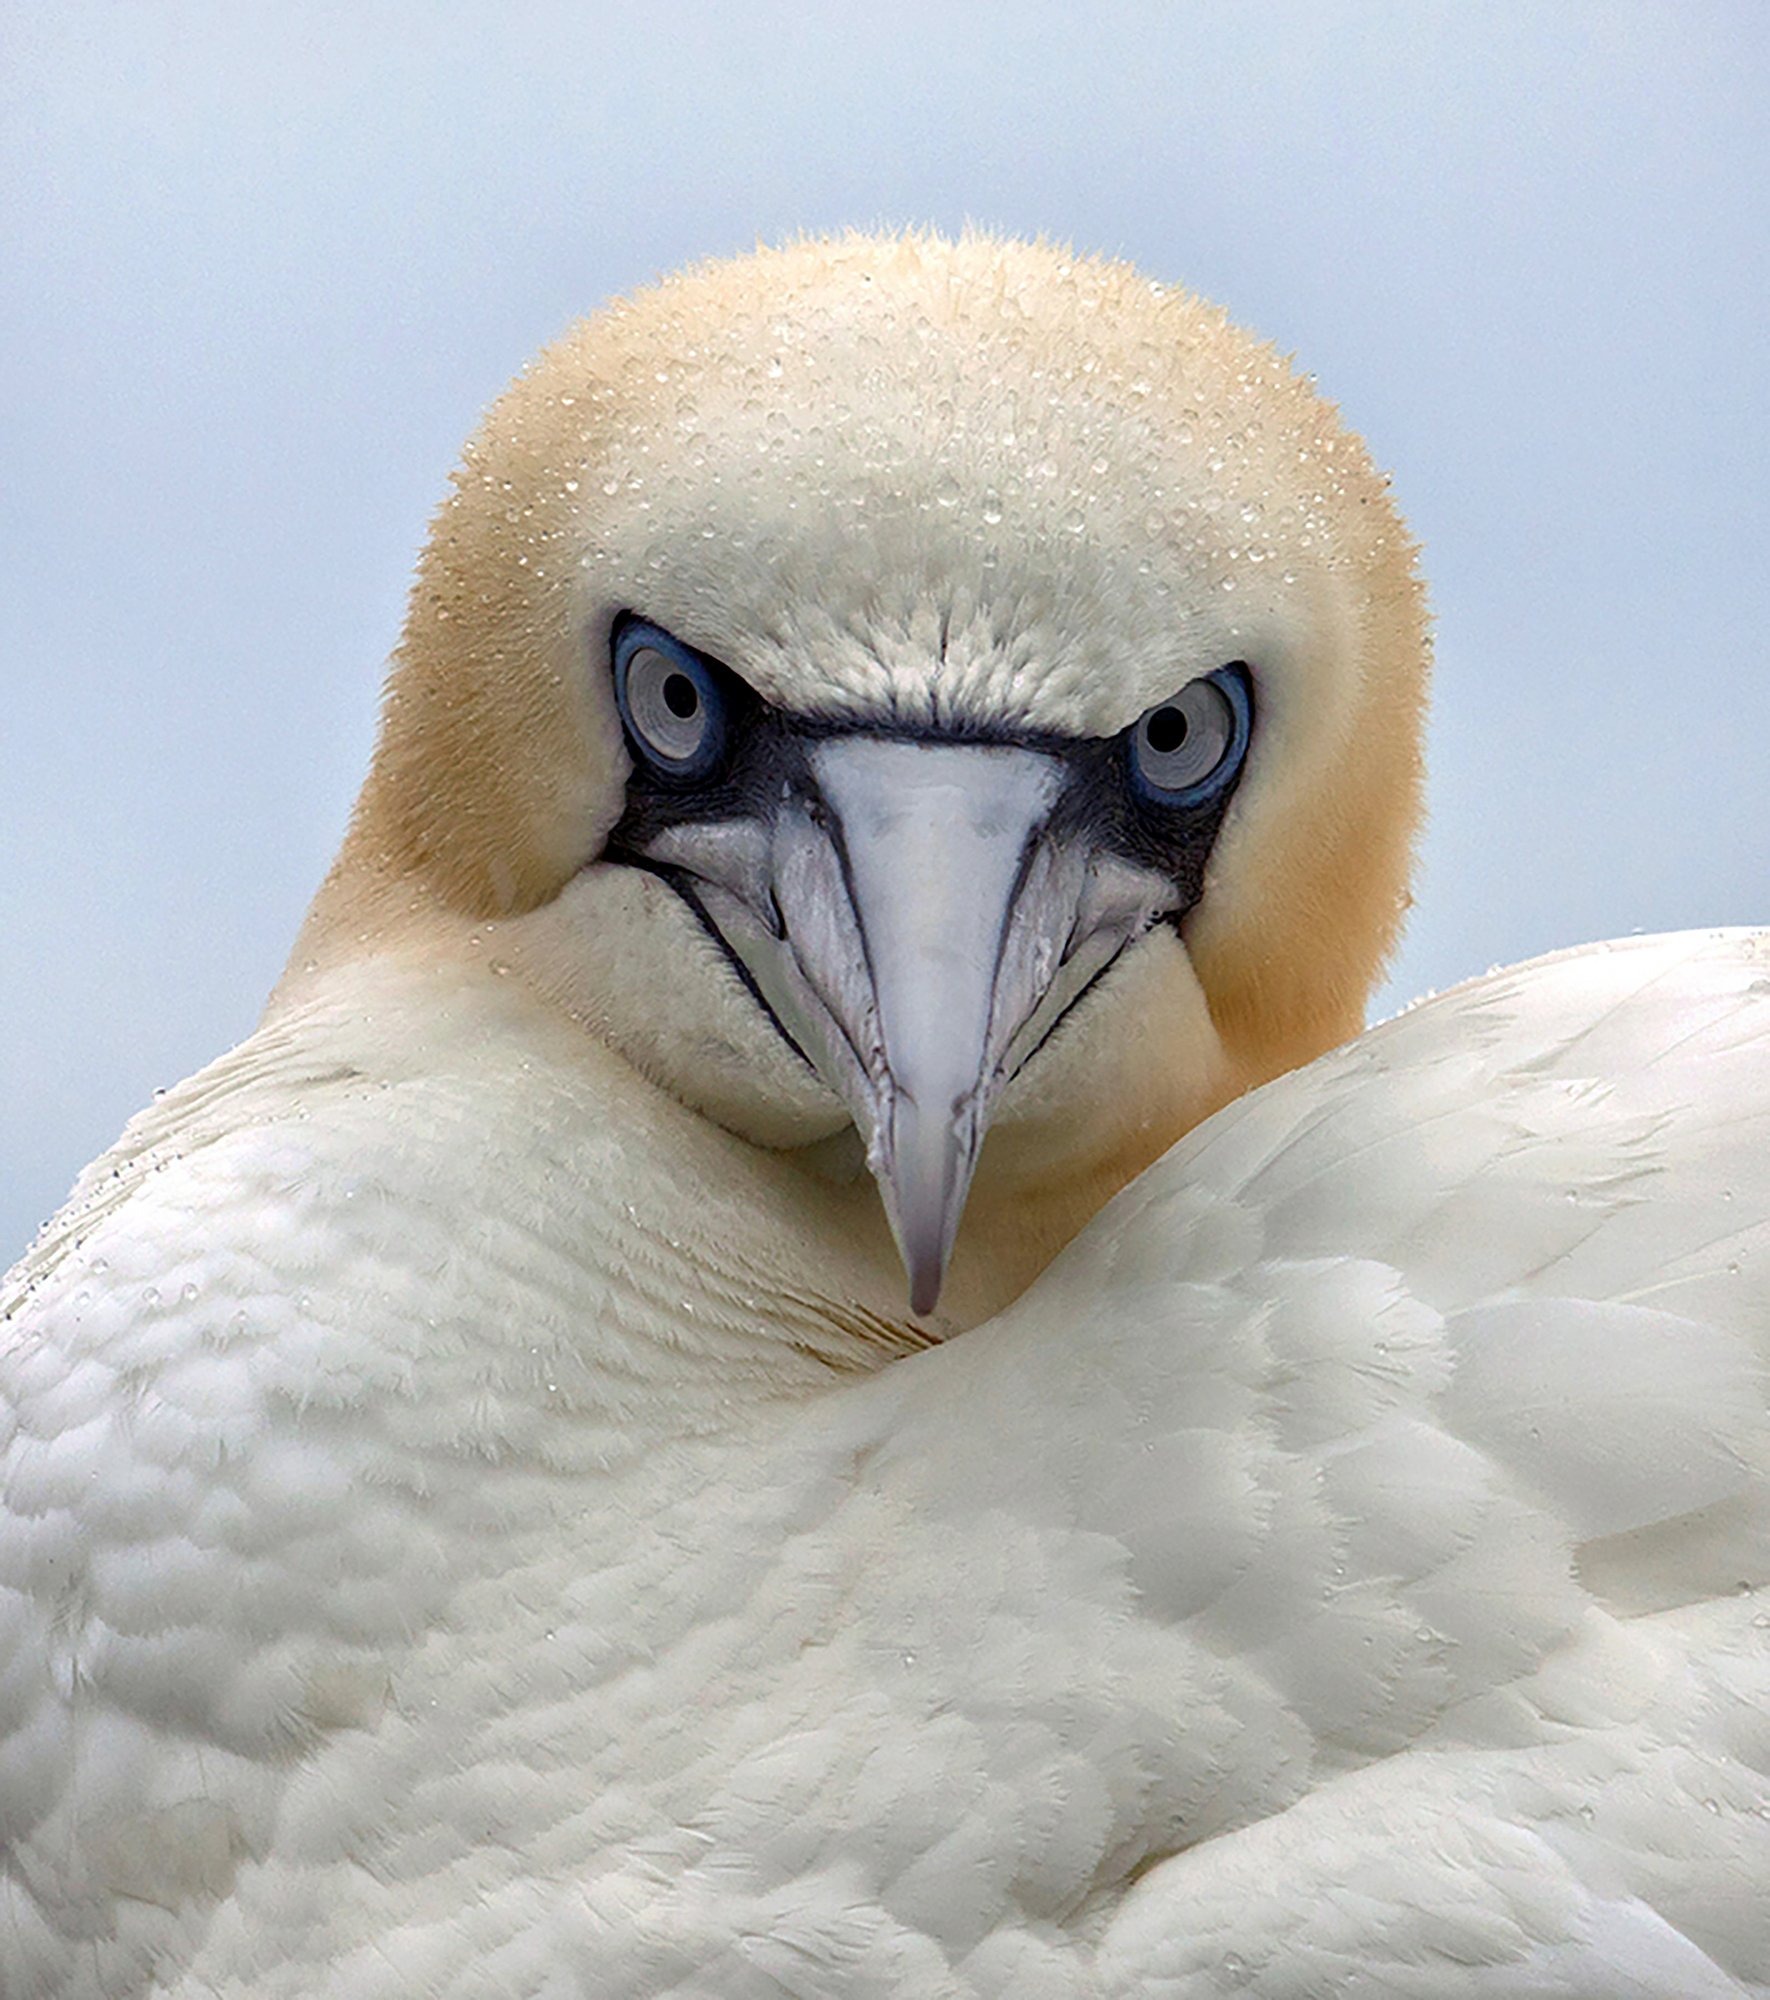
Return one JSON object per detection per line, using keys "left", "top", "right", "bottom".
{"left": 3, "top": 929, "right": 1765, "bottom": 1995}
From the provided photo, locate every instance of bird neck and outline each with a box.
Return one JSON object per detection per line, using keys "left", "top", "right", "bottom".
{"left": 242, "top": 953, "right": 966, "bottom": 1423}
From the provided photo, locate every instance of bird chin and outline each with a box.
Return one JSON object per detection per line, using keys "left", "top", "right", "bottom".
{"left": 485, "top": 864, "right": 854, "bottom": 1151}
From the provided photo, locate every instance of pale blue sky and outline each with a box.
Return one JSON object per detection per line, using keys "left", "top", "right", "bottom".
{"left": 4, "top": 3, "right": 1767, "bottom": 1261}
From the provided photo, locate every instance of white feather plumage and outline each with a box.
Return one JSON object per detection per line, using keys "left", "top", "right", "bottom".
{"left": 4, "top": 933, "right": 1764, "bottom": 1993}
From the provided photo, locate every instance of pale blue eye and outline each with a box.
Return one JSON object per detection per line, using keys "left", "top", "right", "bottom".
{"left": 1128, "top": 665, "right": 1252, "bottom": 804}
{"left": 614, "top": 622, "right": 727, "bottom": 781}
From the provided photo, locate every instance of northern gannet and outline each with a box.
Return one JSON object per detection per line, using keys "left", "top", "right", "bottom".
{"left": 2, "top": 233, "right": 1765, "bottom": 1997}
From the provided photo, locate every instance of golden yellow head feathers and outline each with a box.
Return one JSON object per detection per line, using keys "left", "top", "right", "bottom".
{"left": 283, "top": 231, "right": 1428, "bottom": 1316}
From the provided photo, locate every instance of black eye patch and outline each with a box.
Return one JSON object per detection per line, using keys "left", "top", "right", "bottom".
{"left": 601, "top": 614, "right": 1254, "bottom": 929}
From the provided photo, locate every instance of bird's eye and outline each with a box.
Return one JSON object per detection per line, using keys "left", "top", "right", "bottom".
{"left": 614, "top": 622, "right": 727, "bottom": 781}
{"left": 1127, "top": 665, "right": 1252, "bottom": 805}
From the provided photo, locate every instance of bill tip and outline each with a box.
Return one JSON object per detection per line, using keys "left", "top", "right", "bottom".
{"left": 907, "top": 1262, "right": 945, "bottom": 1317}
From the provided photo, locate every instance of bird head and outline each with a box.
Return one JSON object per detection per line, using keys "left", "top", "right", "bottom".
{"left": 285, "top": 233, "right": 1427, "bottom": 1322}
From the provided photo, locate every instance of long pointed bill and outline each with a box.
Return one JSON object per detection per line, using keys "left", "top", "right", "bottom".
{"left": 812, "top": 741, "right": 1057, "bottom": 1310}
{"left": 643, "top": 737, "right": 1176, "bottom": 1314}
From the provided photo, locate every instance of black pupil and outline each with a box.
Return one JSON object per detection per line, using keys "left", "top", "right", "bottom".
{"left": 662, "top": 672, "right": 700, "bottom": 720}
{"left": 1145, "top": 706, "right": 1189, "bottom": 755}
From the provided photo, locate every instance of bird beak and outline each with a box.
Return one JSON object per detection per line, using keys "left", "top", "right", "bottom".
{"left": 643, "top": 737, "right": 1175, "bottom": 1314}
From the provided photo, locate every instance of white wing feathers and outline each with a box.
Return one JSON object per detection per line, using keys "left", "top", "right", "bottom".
{"left": 0, "top": 931, "right": 1765, "bottom": 1996}
{"left": 838, "top": 930, "right": 1770, "bottom": 1991}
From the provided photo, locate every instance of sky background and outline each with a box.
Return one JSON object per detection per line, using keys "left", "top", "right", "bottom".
{"left": 3, "top": 3, "right": 1767, "bottom": 1264}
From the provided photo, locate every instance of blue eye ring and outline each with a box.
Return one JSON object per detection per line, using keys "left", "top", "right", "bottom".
{"left": 1125, "top": 662, "right": 1253, "bottom": 807}
{"left": 612, "top": 618, "right": 729, "bottom": 784}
